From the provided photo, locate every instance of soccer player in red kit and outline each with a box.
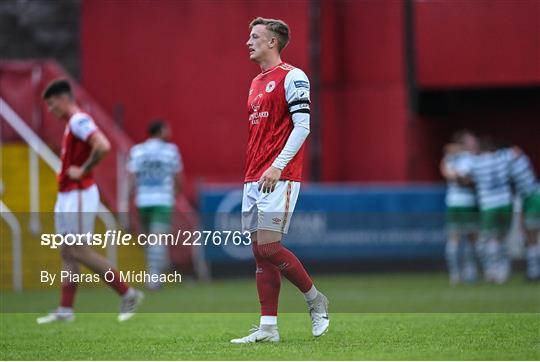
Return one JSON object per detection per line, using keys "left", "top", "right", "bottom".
{"left": 230, "top": 18, "right": 329, "bottom": 343}
{"left": 37, "top": 80, "right": 143, "bottom": 324}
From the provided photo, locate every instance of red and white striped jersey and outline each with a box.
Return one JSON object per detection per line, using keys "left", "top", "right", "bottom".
{"left": 244, "top": 62, "right": 310, "bottom": 182}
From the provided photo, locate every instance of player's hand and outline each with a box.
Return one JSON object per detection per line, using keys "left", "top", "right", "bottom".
{"left": 67, "top": 166, "right": 84, "bottom": 180}
{"left": 258, "top": 166, "right": 282, "bottom": 193}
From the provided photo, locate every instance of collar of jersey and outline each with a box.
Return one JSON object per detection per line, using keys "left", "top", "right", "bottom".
{"left": 260, "top": 62, "right": 285, "bottom": 75}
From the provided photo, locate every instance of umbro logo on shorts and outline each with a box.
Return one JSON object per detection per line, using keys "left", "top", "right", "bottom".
{"left": 272, "top": 217, "right": 282, "bottom": 224}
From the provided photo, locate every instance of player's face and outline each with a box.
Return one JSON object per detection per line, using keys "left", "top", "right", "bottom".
{"left": 161, "top": 125, "right": 171, "bottom": 140}
{"left": 463, "top": 134, "right": 479, "bottom": 154}
{"left": 246, "top": 25, "right": 273, "bottom": 62}
{"left": 46, "top": 95, "right": 69, "bottom": 119}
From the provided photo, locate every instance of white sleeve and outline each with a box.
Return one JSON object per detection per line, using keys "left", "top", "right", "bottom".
{"left": 454, "top": 155, "right": 473, "bottom": 175}
{"left": 271, "top": 68, "right": 311, "bottom": 170}
{"left": 126, "top": 147, "right": 137, "bottom": 173}
{"left": 70, "top": 114, "right": 98, "bottom": 141}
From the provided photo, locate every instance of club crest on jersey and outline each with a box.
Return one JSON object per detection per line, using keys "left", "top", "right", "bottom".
{"left": 265, "top": 81, "right": 276, "bottom": 93}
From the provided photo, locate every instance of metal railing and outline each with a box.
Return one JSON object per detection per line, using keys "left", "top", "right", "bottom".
{"left": 0, "top": 97, "right": 119, "bottom": 288}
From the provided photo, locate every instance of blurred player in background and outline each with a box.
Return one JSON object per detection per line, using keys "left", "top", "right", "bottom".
{"left": 440, "top": 130, "right": 479, "bottom": 285}
{"left": 127, "top": 120, "right": 183, "bottom": 290}
{"left": 446, "top": 136, "right": 514, "bottom": 284}
{"left": 508, "top": 148, "right": 540, "bottom": 281}
{"left": 37, "top": 80, "right": 143, "bottom": 324}
{"left": 230, "top": 17, "right": 329, "bottom": 344}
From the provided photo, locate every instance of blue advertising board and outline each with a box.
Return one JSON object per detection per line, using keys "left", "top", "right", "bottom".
{"left": 199, "top": 184, "right": 447, "bottom": 263}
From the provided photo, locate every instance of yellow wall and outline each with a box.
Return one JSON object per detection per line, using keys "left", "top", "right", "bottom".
{"left": 1, "top": 143, "right": 145, "bottom": 290}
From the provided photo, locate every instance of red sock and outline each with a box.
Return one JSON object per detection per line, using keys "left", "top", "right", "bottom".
{"left": 258, "top": 242, "right": 313, "bottom": 293}
{"left": 252, "top": 243, "right": 281, "bottom": 316}
{"left": 103, "top": 269, "right": 129, "bottom": 295}
{"left": 60, "top": 282, "right": 78, "bottom": 308}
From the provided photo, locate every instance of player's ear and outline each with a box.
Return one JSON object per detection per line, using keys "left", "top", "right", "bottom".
{"left": 268, "top": 37, "right": 277, "bottom": 49}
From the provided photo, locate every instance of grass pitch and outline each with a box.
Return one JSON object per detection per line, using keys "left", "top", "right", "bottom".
{"left": 1, "top": 273, "right": 539, "bottom": 360}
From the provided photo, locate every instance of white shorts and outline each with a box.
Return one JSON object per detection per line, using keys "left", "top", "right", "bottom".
{"left": 54, "top": 184, "right": 99, "bottom": 235}
{"left": 241, "top": 181, "right": 300, "bottom": 234}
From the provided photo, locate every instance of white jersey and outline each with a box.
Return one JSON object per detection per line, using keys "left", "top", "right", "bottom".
{"left": 444, "top": 152, "right": 477, "bottom": 208}
{"left": 127, "top": 139, "right": 182, "bottom": 207}
{"left": 458, "top": 149, "right": 513, "bottom": 210}
{"left": 510, "top": 152, "right": 539, "bottom": 197}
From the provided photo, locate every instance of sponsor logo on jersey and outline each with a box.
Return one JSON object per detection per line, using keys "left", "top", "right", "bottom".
{"left": 249, "top": 93, "right": 269, "bottom": 124}
{"left": 249, "top": 111, "right": 269, "bottom": 125}
{"left": 251, "top": 93, "right": 263, "bottom": 112}
{"left": 294, "top": 80, "right": 309, "bottom": 89}
{"left": 297, "top": 89, "right": 309, "bottom": 100}
{"left": 265, "top": 81, "right": 276, "bottom": 93}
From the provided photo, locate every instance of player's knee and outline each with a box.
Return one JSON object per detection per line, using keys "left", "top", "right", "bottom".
{"left": 257, "top": 241, "right": 281, "bottom": 258}
{"left": 68, "top": 245, "right": 87, "bottom": 262}
{"left": 251, "top": 242, "right": 260, "bottom": 258}
{"left": 60, "top": 246, "right": 76, "bottom": 261}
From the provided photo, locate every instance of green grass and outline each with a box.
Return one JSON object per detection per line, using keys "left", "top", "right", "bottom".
{"left": 1, "top": 273, "right": 539, "bottom": 360}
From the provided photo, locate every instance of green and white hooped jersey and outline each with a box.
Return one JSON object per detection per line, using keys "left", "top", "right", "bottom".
{"left": 444, "top": 152, "right": 477, "bottom": 208}
{"left": 127, "top": 139, "right": 182, "bottom": 207}
{"left": 510, "top": 152, "right": 539, "bottom": 197}
{"left": 458, "top": 149, "right": 513, "bottom": 211}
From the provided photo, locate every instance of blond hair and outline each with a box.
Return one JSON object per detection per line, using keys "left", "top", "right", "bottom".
{"left": 249, "top": 17, "right": 290, "bottom": 52}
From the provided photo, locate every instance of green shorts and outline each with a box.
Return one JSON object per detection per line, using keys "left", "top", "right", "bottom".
{"left": 446, "top": 206, "right": 479, "bottom": 232}
{"left": 480, "top": 205, "right": 512, "bottom": 233}
{"left": 523, "top": 191, "right": 540, "bottom": 229}
{"left": 138, "top": 206, "right": 173, "bottom": 233}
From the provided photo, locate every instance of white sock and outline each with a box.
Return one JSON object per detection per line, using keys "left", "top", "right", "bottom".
{"left": 260, "top": 315, "right": 277, "bottom": 326}
{"left": 123, "top": 287, "right": 136, "bottom": 298}
{"left": 57, "top": 306, "right": 73, "bottom": 314}
{"left": 303, "top": 285, "right": 318, "bottom": 302}
{"left": 526, "top": 244, "right": 540, "bottom": 278}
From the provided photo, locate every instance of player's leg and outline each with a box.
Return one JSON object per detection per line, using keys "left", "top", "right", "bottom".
{"left": 78, "top": 185, "right": 143, "bottom": 321}
{"left": 445, "top": 208, "right": 462, "bottom": 285}
{"left": 140, "top": 206, "right": 172, "bottom": 290}
{"left": 523, "top": 192, "right": 540, "bottom": 281}
{"left": 460, "top": 208, "right": 480, "bottom": 283}
{"left": 495, "top": 205, "right": 513, "bottom": 284}
{"left": 231, "top": 182, "right": 280, "bottom": 343}
{"left": 37, "top": 191, "right": 78, "bottom": 324}
{"left": 524, "top": 229, "right": 540, "bottom": 281}
{"left": 257, "top": 181, "right": 329, "bottom": 337}
{"left": 36, "top": 245, "right": 80, "bottom": 324}
{"left": 253, "top": 233, "right": 281, "bottom": 328}
{"left": 445, "top": 232, "right": 461, "bottom": 285}
{"left": 462, "top": 231, "right": 479, "bottom": 283}
{"left": 478, "top": 208, "right": 502, "bottom": 283}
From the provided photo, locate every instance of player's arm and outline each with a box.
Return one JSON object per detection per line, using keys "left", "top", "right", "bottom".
{"left": 66, "top": 116, "right": 111, "bottom": 180}
{"left": 440, "top": 159, "right": 455, "bottom": 181}
{"left": 172, "top": 145, "right": 184, "bottom": 197}
{"left": 68, "top": 131, "right": 111, "bottom": 180}
{"left": 175, "top": 171, "right": 184, "bottom": 196}
{"left": 258, "top": 69, "right": 311, "bottom": 193}
{"left": 126, "top": 148, "right": 137, "bottom": 200}
{"left": 443, "top": 160, "right": 474, "bottom": 186}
